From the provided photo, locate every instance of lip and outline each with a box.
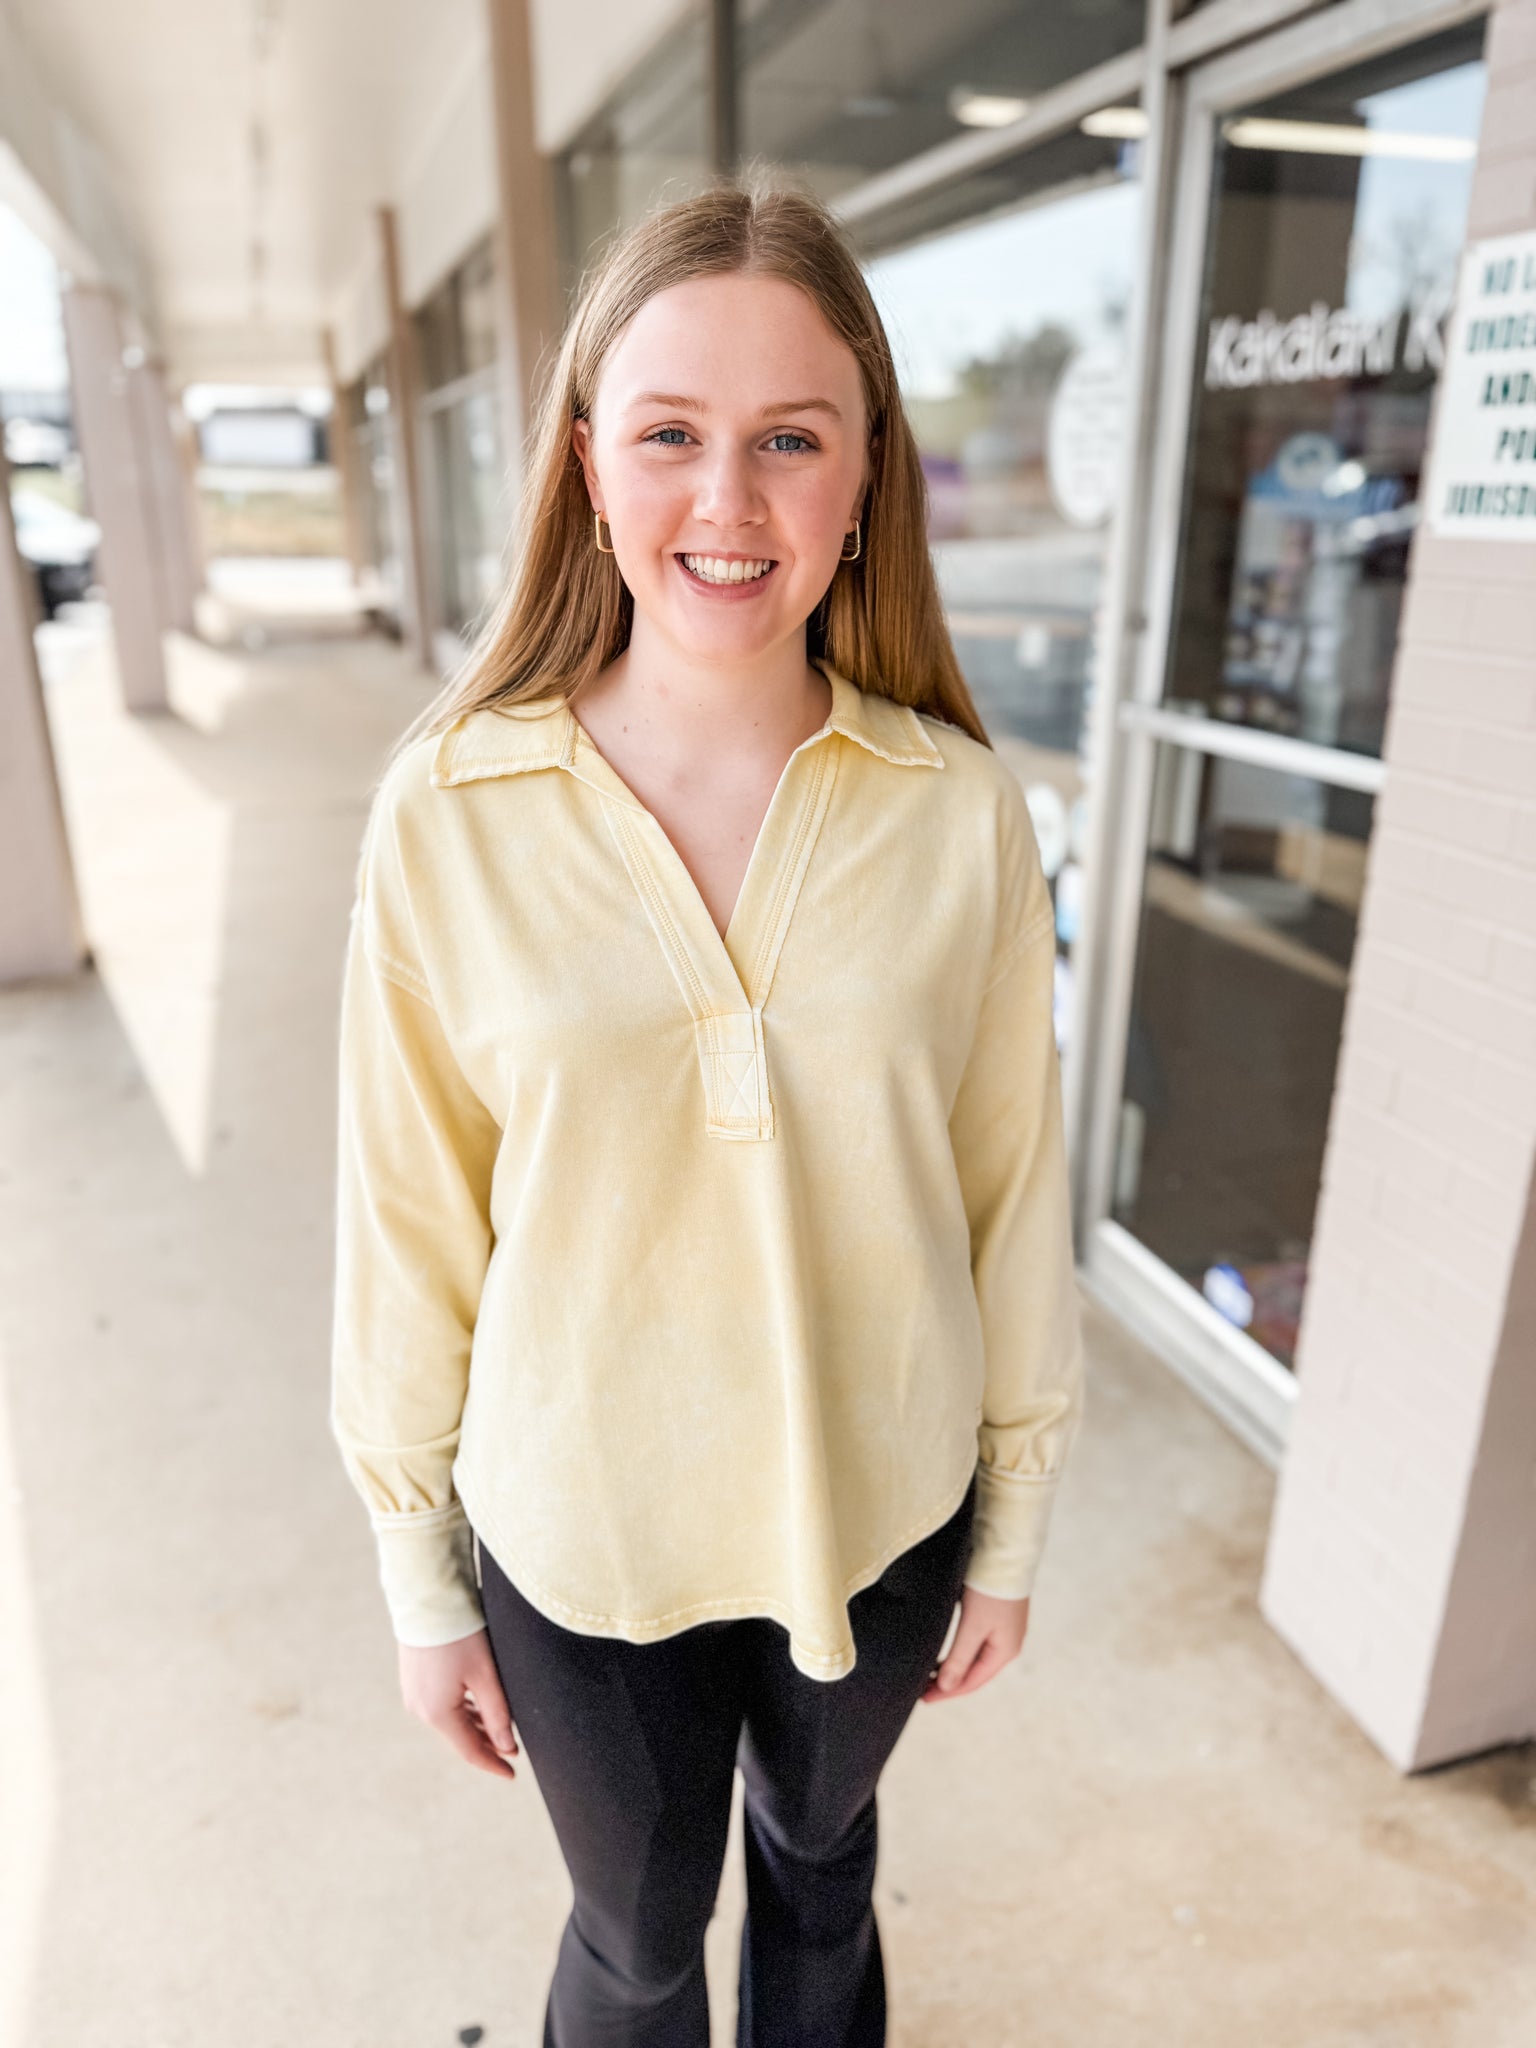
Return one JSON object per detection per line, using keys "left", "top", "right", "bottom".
{"left": 673, "top": 552, "right": 780, "bottom": 600}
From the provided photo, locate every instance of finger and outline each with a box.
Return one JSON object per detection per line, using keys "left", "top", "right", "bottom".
{"left": 467, "top": 1678, "right": 518, "bottom": 1758}
{"left": 467, "top": 1702, "right": 518, "bottom": 1759}
{"left": 931, "top": 1634, "right": 1010, "bottom": 1701}
{"left": 440, "top": 1701, "right": 518, "bottom": 1780}
{"left": 934, "top": 1613, "right": 990, "bottom": 1693}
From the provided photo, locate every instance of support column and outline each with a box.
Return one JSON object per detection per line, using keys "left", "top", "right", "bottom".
{"left": 484, "top": 0, "right": 562, "bottom": 517}
{"left": 376, "top": 205, "right": 433, "bottom": 669}
{"left": 1258, "top": 0, "right": 1536, "bottom": 1771}
{"left": 323, "top": 328, "right": 367, "bottom": 586}
{"left": 171, "top": 401, "right": 208, "bottom": 601}
{"left": 708, "top": 0, "right": 738, "bottom": 175}
{"left": 128, "top": 358, "right": 201, "bottom": 634}
{"left": 59, "top": 286, "right": 168, "bottom": 713}
{"left": 0, "top": 450, "right": 85, "bottom": 982}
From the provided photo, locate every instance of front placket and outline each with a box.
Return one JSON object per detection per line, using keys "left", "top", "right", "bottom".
{"left": 603, "top": 738, "right": 840, "bottom": 1142}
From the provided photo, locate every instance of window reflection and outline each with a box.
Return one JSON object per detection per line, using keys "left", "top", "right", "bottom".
{"left": 739, "top": 0, "right": 1146, "bottom": 198}
{"left": 865, "top": 164, "right": 1140, "bottom": 1052}
{"left": 1168, "top": 25, "right": 1486, "bottom": 755}
{"left": 1114, "top": 748, "right": 1373, "bottom": 1370}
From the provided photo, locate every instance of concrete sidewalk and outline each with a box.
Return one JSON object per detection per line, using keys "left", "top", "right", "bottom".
{"left": 1, "top": 620, "right": 1532, "bottom": 2048}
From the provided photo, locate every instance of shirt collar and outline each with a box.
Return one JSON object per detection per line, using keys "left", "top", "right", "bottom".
{"left": 428, "top": 659, "right": 945, "bottom": 790}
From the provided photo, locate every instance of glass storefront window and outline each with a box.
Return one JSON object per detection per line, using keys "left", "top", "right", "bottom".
{"left": 416, "top": 238, "right": 511, "bottom": 640}
{"left": 553, "top": 4, "right": 713, "bottom": 295}
{"left": 417, "top": 241, "right": 499, "bottom": 394}
{"left": 1112, "top": 747, "right": 1372, "bottom": 1369}
{"left": 431, "top": 387, "right": 505, "bottom": 638}
{"left": 739, "top": 0, "right": 1145, "bottom": 202}
{"left": 1167, "top": 23, "right": 1487, "bottom": 756}
{"left": 862, "top": 132, "right": 1141, "bottom": 1054}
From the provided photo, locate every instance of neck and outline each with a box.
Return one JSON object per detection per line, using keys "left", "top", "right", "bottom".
{"left": 576, "top": 616, "right": 831, "bottom": 766}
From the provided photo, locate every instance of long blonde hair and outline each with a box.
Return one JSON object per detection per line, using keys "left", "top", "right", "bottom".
{"left": 390, "top": 166, "right": 989, "bottom": 763}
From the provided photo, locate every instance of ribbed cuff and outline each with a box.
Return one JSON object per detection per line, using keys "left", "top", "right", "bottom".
{"left": 371, "top": 1503, "right": 487, "bottom": 1647}
{"left": 961, "top": 1466, "right": 1062, "bottom": 1601}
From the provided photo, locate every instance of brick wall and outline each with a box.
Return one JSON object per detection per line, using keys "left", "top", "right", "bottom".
{"left": 1258, "top": 0, "right": 1536, "bottom": 1772}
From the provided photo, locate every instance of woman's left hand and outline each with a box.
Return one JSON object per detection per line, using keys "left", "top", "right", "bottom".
{"left": 919, "top": 1587, "right": 1029, "bottom": 1702}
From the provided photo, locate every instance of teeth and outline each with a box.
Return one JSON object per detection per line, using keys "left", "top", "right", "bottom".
{"left": 683, "top": 554, "right": 774, "bottom": 584}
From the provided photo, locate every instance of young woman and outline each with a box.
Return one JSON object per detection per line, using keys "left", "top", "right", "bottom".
{"left": 332, "top": 174, "right": 1085, "bottom": 2047}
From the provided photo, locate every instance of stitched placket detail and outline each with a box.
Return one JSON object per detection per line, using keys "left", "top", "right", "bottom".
{"left": 695, "top": 1008, "right": 772, "bottom": 1140}
{"left": 605, "top": 743, "right": 839, "bottom": 1143}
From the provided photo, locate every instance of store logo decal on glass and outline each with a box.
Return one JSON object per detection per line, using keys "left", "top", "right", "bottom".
{"left": 1205, "top": 288, "right": 1452, "bottom": 390}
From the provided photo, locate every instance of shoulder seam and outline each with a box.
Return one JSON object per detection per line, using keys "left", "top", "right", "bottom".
{"left": 362, "top": 937, "right": 434, "bottom": 1005}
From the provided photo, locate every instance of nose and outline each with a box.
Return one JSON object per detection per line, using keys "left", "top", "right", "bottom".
{"left": 691, "top": 443, "right": 766, "bottom": 533}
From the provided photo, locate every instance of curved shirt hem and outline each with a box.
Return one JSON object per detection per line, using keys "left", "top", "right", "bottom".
{"left": 456, "top": 1452, "right": 980, "bottom": 1684}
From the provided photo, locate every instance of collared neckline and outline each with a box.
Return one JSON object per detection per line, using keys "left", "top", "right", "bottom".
{"left": 428, "top": 658, "right": 946, "bottom": 791}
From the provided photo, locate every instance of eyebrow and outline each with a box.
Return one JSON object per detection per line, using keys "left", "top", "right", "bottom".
{"left": 624, "top": 391, "right": 843, "bottom": 421}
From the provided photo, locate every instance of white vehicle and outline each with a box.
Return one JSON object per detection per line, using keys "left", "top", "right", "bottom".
{"left": 10, "top": 488, "right": 101, "bottom": 618}
{"left": 4, "top": 417, "right": 72, "bottom": 468}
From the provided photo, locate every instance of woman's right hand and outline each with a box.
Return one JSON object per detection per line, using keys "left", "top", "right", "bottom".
{"left": 398, "top": 1629, "right": 520, "bottom": 1780}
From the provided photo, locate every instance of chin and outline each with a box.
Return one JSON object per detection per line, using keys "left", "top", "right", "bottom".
{"left": 661, "top": 604, "right": 789, "bottom": 657}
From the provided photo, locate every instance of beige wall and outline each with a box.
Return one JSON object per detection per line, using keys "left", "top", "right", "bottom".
{"left": 529, "top": 0, "right": 697, "bottom": 153}
{"left": 331, "top": 27, "right": 499, "bottom": 382}
{"left": 398, "top": 49, "right": 498, "bottom": 312}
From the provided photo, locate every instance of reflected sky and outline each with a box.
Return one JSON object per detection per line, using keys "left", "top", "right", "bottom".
{"left": 1347, "top": 61, "right": 1487, "bottom": 321}
{"left": 865, "top": 180, "right": 1141, "bottom": 400}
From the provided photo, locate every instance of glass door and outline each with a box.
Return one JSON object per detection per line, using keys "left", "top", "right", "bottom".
{"left": 1080, "top": 2, "right": 1488, "bottom": 1458}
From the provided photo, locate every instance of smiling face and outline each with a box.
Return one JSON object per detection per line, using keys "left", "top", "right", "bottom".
{"left": 571, "top": 271, "right": 871, "bottom": 667}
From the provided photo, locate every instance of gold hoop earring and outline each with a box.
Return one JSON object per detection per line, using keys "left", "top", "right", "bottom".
{"left": 594, "top": 512, "right": 615, "bottom": 555}
{"left": 840, "top": 519, "right": 862, "bottom": 562}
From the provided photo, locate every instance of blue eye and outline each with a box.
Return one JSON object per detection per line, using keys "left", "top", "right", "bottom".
{"left": 647, "top": 426, "right": 690, "bottom": 446}
{"left": 768, "top": 432, "right": 813, "bottom": 454}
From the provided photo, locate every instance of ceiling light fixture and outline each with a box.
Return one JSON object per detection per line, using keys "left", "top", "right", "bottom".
{"left": 1081, "top": 106, "right": 1148, "bottom": 140}
{"left": 1222, "top": 117, "right": 1476, "bottom": 160}
{"left": 950, "top": 90, "right": 1031, "bottom": 129}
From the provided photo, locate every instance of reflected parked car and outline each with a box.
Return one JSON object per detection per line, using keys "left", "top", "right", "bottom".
{"left": 10, "top": 489, "right": 101, "bottom": 618}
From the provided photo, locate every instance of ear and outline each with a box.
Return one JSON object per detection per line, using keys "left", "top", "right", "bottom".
{"left": 570, "top": 416, "right": 601, "bottom": 508}
{"left": 859, "top": 428, "right": 882, "bottom": 507}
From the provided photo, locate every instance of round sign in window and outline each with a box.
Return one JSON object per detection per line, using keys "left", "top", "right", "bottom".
{"left": 1047, "top": 347, "right": 1127, "bottom": 528}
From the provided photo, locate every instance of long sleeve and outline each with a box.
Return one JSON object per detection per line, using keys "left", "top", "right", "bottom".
{"left": 330, "top": 790, "right": 503, "bottom": 1646}
{"left": 948, "top": 829, "right": 1087, "bottom": 1602}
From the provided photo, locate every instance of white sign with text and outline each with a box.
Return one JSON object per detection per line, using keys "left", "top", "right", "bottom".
{"left": 1425, "top": 228, "right": 1536, "bottom": 541}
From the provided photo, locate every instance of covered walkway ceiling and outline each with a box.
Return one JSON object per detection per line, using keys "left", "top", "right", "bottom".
{"left": 4, "top": 0, "right": 488, "bottom": 383}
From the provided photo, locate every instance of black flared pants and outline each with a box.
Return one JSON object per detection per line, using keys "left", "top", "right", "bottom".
{"left": 474, "top": 1469, "right": 978, "bottom": 2048}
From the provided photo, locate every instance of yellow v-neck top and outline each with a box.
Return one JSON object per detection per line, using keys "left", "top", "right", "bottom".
{"left": 330, "top": 658, "right": 1085, "bottom": 1681}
